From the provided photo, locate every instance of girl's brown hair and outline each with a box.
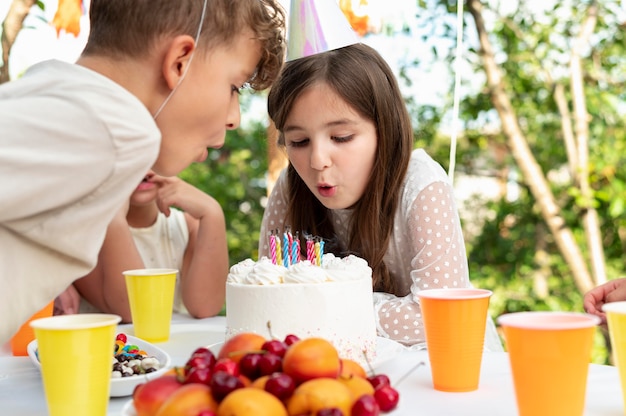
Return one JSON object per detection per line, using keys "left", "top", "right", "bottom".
{"left": 267, "top": 43, "right": 413, "bottom": 293}
{"left": 83, "top": 0, "right": 285, "bottom": 90}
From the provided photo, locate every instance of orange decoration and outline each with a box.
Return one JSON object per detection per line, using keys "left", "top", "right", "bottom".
{"left": 51, "top": 0, "right": 83, "bottom": 37}
{"left": 339, "top": 0, "right": 370, "bottom": 37}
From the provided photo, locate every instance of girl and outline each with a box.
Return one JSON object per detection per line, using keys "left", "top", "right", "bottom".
{"left": 259, "top": 43, "right": 501, "bottom": 350}
{"left": 70, "top": 171, "right": 229, "bottom": 321}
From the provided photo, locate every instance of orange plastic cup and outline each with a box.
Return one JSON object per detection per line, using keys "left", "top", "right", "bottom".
{"left": 602, "top": 302, "right": 626, "bottom": 412}
{"left": 10, "top": 301, "right": 54, "bottom": 356}
{"left": 498, "top": 311, "right": 600, "bottom": 416}
{"left": 416, "top": 288, "right": 492, "bottom": 392}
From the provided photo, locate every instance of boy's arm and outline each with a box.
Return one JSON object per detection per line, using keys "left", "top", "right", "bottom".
{"left": 73, "top": 207, "right": 144, "bottom": 322}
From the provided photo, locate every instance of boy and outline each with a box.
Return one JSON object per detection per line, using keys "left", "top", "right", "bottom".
{"left": 0, "top": 0, "right": 285, "bottom": 343}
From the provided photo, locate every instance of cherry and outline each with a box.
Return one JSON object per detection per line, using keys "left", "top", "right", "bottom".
{"left": 213, "top": 358, "right": 240, "bottom": 377}
{"left": 191, "top": 347, "right": 216, "bottom": 367}
{"left": 264, "top": 372, "right": 295, "bottom": 400}
{"left": 367, "top": 374, "right": 390, "bottom": 390}
{"left": 262, "top": 339, "right": 288, "bottom": 358}
{"left": 316, "top": 408, "right": 344, "bottom": 416}
{"left": 258, "top": 352, "right": 283, "bottom": 376}
{"left": 283, "top": 334, "right": 300, "bottom": 346}
{"left": 210, "top": 371, "right": 244, "bottom": 402}
{"left": 239, "top": 353, "right": 263, "bottom": 380}
{"left": 184, "top": 366, "right": 212, "bottom": 385}
{"left": 351, "top": 394, "right": 380, "bottom": 416}
{"left": 185, "top": 355, "right": 212, "bottom": 375}
{"left": 374, "top": 385, "right": 399, "bottom": 412}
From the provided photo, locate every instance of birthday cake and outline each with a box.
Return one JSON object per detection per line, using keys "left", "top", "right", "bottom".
{"left": 225, "top": 253, "right": 377, "bottom": 364}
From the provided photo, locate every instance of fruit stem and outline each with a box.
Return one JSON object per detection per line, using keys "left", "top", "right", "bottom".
{"left": 393, "top": 361, "right": 425, "bottom": 387}
{"left": 266, "top": 321, "right": 276, "bottom": 339}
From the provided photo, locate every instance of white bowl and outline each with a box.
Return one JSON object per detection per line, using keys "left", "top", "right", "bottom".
{"left": 27, "top": 334, "right": 172, "bottom": 397}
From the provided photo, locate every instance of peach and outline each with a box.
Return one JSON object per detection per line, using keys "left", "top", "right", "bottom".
{"left": 250, "top": 375, "right": 270, "bottom": 390}
{"left": 338, "top": 374, "right": 375, "bottom": 403}
{"left": 217, "top": 387, "right": 288, "bottom": 416}
{"left": 133, "top": 374, "right": 183, "bottom": 416}
{"left": 155, "top": 383, "right": 218, "bottom": 416}
{"left": 286, "top": 378, "right": 352, "bottom": 416}
{"left": 339, "top": 358, "right": 368, "bottom": 379}
{"left": 218, "top": 333, "right": 266, "bottom": 364}
{"left": 282, "top": 338, "right": 341, "bottom": 383}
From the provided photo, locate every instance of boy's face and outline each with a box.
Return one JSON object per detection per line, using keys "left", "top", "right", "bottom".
{"left": 153, "top": 30, "right": 262, "bottom": 176}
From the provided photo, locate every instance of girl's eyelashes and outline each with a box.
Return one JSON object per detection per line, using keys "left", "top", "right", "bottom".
{"left": 287, "top": 139, "right": 309, "bottom": 148}
{"left": 286, "top": 134, "right": 355, "bottom": 147}
{"left": 331, "top": 135, "right": 354, "bottom": 143}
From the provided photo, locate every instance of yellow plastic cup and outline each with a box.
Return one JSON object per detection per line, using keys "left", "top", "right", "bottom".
{"left": 10, "top": 301, "right": 54, "bottom": 356}
{"left": 498, "top": 311, "right": 600, "bottom": 416}
{"left": 602, "top": 301, "right": 626, "bottom": 413}
{"left": 30, "top": 314, "right": 121, "bottom": 416}
{"left": 416, "top": 288, "right": 492, "bottom": 392}
{"left": 123, "top": 268, "right": 177, "bottom": 342}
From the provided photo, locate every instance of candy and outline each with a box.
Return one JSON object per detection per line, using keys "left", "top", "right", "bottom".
{"left": 112, "top": 333, "right": 161, "bottom": 378}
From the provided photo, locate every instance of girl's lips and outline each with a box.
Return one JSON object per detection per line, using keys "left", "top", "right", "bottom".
{"left": 317, "top": 185, "right": 336, "bottom": 198}
{"left": 135, "top": 181, "right": 156, "bottom": 191}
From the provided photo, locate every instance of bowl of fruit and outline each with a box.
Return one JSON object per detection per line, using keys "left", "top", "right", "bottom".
{"left": 28, "top": 332, "right": 171, "bottom": 397}
{"left": 122, "top": 332, "right": 400, "bottom": 415}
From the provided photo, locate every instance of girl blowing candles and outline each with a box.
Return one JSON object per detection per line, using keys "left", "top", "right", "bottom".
{"left": 258, "top": 43, "right": 502, "bottom": 350}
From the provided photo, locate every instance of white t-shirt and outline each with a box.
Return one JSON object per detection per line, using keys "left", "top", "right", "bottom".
{"left": 0, "top": 60, "right": 160, "bottom": 343}
{"left": 129, "top": 209, "right": 189, "bottom": 314}
{"left": 259, "top": 149, "right": 503, "bottom": 351}
{"left": 79, "top": 209, "right": 190, "bottom": 315}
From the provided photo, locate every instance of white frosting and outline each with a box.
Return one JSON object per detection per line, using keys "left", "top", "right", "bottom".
{"left": 283, "top": 260, "right": 327, "bottom": 283}
{"left": 244, "top": 257, "right": 286, "bottom": 285}
{"left": 225, "top": 253, "right": 377, "bottom": 365}
{"left": 226, "top": 258, "right": 256, "bottom": 283}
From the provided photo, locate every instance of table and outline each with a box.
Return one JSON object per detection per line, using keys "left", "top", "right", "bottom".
{"left": 0, "top": 314, "right": 623, "bottom": 415}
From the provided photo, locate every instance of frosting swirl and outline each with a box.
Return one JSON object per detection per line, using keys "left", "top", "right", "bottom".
{"left": 284, "top": 260, "right": 327, "bottom": 283}
{"left": 227, "top": 258, "right": 256, "bottom": 283}
{"left": 244, "top": 257, "right": 286, "bottom": 284}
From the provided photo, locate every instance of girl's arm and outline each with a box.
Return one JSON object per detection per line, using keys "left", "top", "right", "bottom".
{"left": 73, "top": 205, "right": 144, "bottom": 322}
{"left": 374, "top": 181, "right": 476, "bottom": 346}
{"left": 153, "top": 176, "right": 228, "bottom": 318}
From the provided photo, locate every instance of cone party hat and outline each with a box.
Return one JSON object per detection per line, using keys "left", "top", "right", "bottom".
{"left": 287, "top": 0, "right": 360, "bottom": 61}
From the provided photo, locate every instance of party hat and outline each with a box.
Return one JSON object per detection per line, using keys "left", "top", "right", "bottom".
{"left": 287, "top": 0, "right": 360, "bottom": 61}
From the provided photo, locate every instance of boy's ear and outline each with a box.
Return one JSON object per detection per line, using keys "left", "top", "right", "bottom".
{"left": 162, "top": 35, "right": 197, "bottom": 90}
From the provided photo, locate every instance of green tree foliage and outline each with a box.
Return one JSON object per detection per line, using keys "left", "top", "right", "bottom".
{"left": 412, "top": 0, "right": 626, "bottom": 363}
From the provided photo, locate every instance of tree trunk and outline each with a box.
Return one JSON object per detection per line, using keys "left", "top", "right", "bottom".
{"left": 466, "top": 0, "right": 595, "bottom": 294}
{"left": 569, "top": 1, "right": 606, "bottom": 287}
{"left": 1, "top": 0, "right": 36, "bottom": 84}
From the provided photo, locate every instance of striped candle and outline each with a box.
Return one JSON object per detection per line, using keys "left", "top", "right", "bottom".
{"left": 269, "top": 232, "right": 277, "bottom": 265}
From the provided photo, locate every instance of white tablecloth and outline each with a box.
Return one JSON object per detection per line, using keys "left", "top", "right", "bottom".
{"left": 0, "top": 314, "right": 623, "bottom": 415}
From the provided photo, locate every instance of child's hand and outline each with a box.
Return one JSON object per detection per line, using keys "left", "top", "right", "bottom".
{"left": 151, "top": 176, "right": 213, "bottom": 220}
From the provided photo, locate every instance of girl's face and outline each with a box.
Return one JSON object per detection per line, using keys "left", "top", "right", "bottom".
{"left": 129, "top": 170, "right": 159, "bottom": 207}
{"left": 283, "top": 82, "right": 377, "bottom": 210}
